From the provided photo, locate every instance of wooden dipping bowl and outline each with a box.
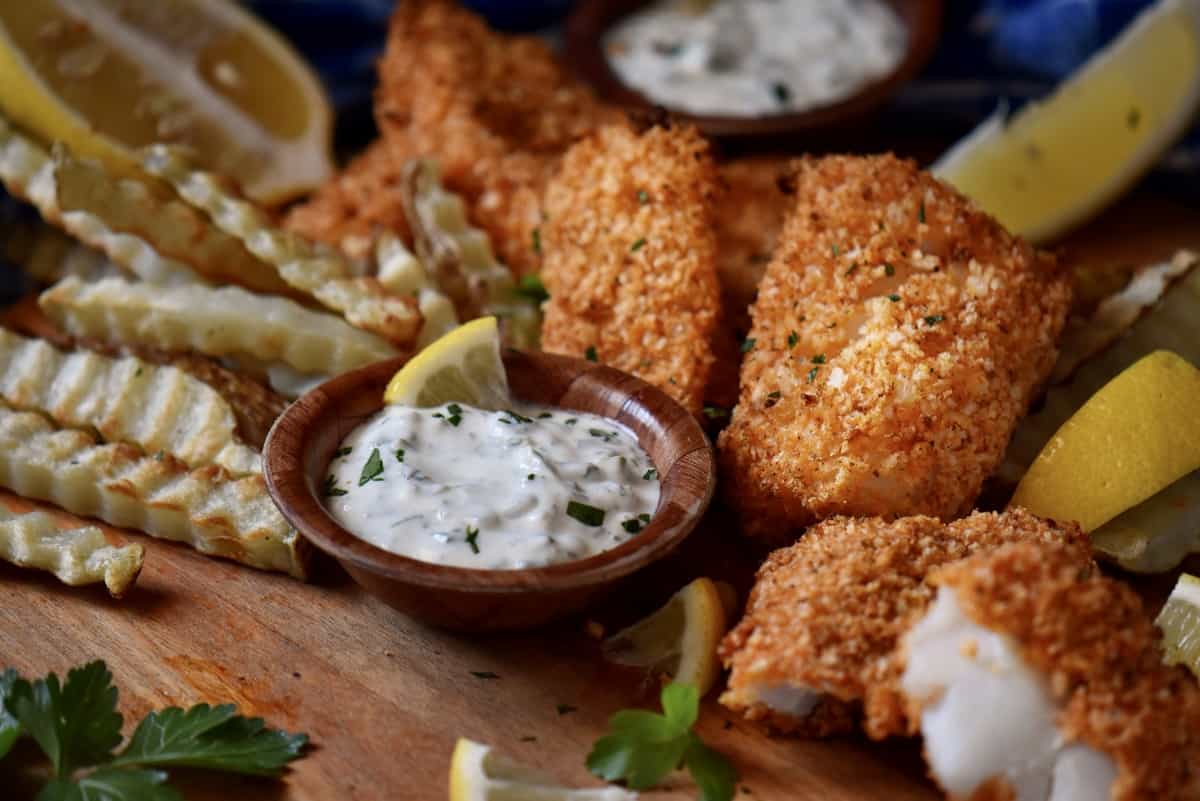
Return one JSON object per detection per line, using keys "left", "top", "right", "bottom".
{"left": 263, "top": 350, "right": 717, "bottom": 631}
{"left": 564, "top": 0, "right": 943, "bottom": 144}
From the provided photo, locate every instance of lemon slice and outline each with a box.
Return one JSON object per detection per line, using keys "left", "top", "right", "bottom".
{"left": 383, "top": 317, "right": 510, "bottom": 409}
{"left": 0, "top": 0, "right": 333, "bottom": 205}
{"left": 602, "top": 577, "right": 729, "bottom": 696}
{"left": 1010, "top": 351, "right": 1200, "bottom": 532}
{"left": 1155, "top": 573, "right": 1200, "bottom": 676}
{"left": 934, "top": 0, "right": 1200, "bottom": 243}
{"left": 449, "top": 738, "right": 637, "bottom": 801}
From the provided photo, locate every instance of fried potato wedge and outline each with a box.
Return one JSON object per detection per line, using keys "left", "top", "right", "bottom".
{"left": 0, "top": 115, "right": 200, "bottom": 285}
{"left": 0, "top": 505, "right": 143, "bottom": 596}
{"left": 0, "top": 405, "right": 306, "bottom": 578}
{"left": 0, "top": 328, "right": 259, "bottom": 476}
{"left": 401, "top": 158, "right": 538, "bottom": 348}
{"left": 40, "top": 276, "right": 398, "bottom": 379}
{"left": 141, "top": 145, "right": 422, "bottom": 347}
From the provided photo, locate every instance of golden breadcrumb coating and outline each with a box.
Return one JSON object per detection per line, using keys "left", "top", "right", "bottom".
{"left": 925, "top": 542, "right": 1200, "bottom": 801}
{"left": 718, "top": 154, "right": 1072, "bottom": 544}
{"left": 539, "top": 123, "right": 722, "bottom": 415}
{"left": 718, "top": 509, "right": 1090, "bottom": 739}
{"left": 376, "top": 0, "right": 618, "bottom": 277}
{"left": 283, "top": 138, "right": 415, "bottom": 259}
{"left": 714, "top": 155, "right": 791, "bottom": 327}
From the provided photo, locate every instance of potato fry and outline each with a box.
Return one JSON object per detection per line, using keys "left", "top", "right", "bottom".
{"left": 375, "top": 233, "right": 459, "bottom": 347}
{"left": 141, "top": 145, "right": 422, "bottom": 347}
{"left": 0, "top": 328, "right": 259, "bottom": 476}
{"left": 0, "top": 405, "right": 306, "bottom": 578}
{"left": 0, "top": 116, "right": 200, "bottom": 285}
{"left": 52, "top": 149, "right": 303, "bottom": 299}
{"left": 39, "top": 276, "right": 398, "bottom": 379}
{"left": 400, "top": 158, "right": 538, "bottom": 348}
{"left": 0, "top": 506, "right": 143, "bottom": 597}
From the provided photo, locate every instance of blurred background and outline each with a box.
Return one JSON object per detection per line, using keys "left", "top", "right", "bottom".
{"left": 248, "top": 0, "right": 1198, "bottom": 189}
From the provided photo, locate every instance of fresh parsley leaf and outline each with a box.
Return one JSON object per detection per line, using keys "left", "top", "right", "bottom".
{"left": 638, "top": 513, "right": 651, "bottom": 523}
{"left": 322, "top": 475, "right": 346, "bottom": 497}
{"left": 395, "top": 449, "right": 405, "bottom": 464}
{"left": 333, "top": 447, "right": 352, "bottom": 458}
{"left": 566, "top": 502, "right": 605, "bottom": 527}
{"left": 786, "top": 331, "right": 798, "bottom": 349}
{"left": 924, "top": 314, "right": 945, "bottom": 326}
{"left": 531, "top": 227, "right": 542, "bottom": 254}
{"left": 588, "top": 428, "right": 615, "bottom": 442}
{"left": 106, "top": 704, "right": 305, "bottom": 777}
{"left": 807, "top": 366, "right": 820, "bottom": 383}
{"left": 630, "top": 238, "right": 646, "bottom": 252}
{"left": 587, "top": 683, "right": 735, "bottom": 800}
{"left": 702, "top": 405, "right": 728, "bottom": 420}
{"left": 584, "top": 346, "right": 598, "bottom": 363}
{"left": 884, "top": 263, "right": 895, "bottom": 276}
{"left": 465, "top": 526, "right": 480, "bottom": 554}
{"left": 358, "top": 448, "right": 384, "bottom": 486}
{"left": 739, "top": 338, "right": 756, "bottom": 354}
{"left": 515, "top": 274, "right": 549, "bottom": 304}
{"left": 810, "top": 354, "right": 826, "bottom": 365}
{"left": 684, "top": 736, "right": 739, "bottom": 801}
{"left": 918, "top": 199, "right": 926, "bottom": 223}
{"left": 0, "top": 668, "right": 20, "bottom": 759}
{"left": 38, "top": 767, "right": 180, "bottom": 801}
{"left": 621, "top": 519, "right": 643, "bottom": 534}
{"left": 887, "top": 294, "right": 901, "bottom": 302}
{"left": 643, "top": 468, "right": 658, "bottom": 481}
{"left": 636, "top": 189, "right": 649, "bottom": 205}
{"left": 7, "top": 660, "right": 122, "bottom": 777}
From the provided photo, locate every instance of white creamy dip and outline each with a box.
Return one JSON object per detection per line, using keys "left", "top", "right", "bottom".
{"left": 605, "top": 0, "right": 907, "bottom": 117}
{"left": 324, "top": 402, "right": 661, "bottom": 569}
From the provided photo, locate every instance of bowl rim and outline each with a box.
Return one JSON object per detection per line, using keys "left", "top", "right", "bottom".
{"left": 263, "top": 350, "right": 717, "bottom": 596}
{"left": 563, "top": 0, "right": 944, "bottom": 139}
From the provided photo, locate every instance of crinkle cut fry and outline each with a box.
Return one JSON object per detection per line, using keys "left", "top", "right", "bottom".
{"left": 718, "top": 509, "right": 1091, "bottom": 740}
{"left": 0, "top": 404, "right": 307, "bottom": 579}
{"left": 925, "top": 542, "right": 1200, "bottom": 801}
{"left": 540, "top": 123, "right": 721, "bottom": 415}
{"left": 718, "top": 154, "right": 1072, "bottom": 545}
{"left": 0, "top": 505, "right": 143, "bottom": 597}
{"left": 0, "top": 327, "right": 260, "bottom": 477}
{"left": 376, "top": 0, "right": 618, "bottom": 277}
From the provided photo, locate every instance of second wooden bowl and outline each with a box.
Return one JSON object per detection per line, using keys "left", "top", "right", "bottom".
{"left": 263, "top": 350, "right": 716, "bottom": 631}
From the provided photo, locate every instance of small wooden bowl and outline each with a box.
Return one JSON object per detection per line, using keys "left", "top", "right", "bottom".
{"left": 263, "top": 350, "right": 716, "bottom": 631}
{"left": 564, "top": 0, "right": 942, "bottom": 143}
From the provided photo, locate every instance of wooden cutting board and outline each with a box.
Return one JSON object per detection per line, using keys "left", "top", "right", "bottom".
{"left": 2, "top": 191, "right": 1198, "bottom": 800}
{"left": 0, "top": 489, "right": 939, "bottom": 801}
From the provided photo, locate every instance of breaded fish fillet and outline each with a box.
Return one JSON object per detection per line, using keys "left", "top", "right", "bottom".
{"left": 718, "top": 155, "right": 1072, "bottom": 544}
{"left": 901, "top": 541, "right": 1200, "bottom": 801}
{"left": 376, "top": 0, "right": 618, "bottom": 277}
{"left": 540, "top": 123, "right": 721, "bottom": 415}
{"left": 283, "top": 138, "right": 415, "bottom": 259}
{"left": 718, "top": 509, "right": 1090, "bottom": 739}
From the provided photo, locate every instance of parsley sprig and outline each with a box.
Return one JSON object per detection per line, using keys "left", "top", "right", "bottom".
{"left": 587, "top": 683, "right": 736, "bottom": 801}
{"left": 0, "top": 661, "right": 306, "bottom": 799}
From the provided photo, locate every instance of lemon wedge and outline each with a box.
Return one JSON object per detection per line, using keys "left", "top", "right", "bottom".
{"left": 1010, "top": 351, "right": 1200, "bottom": 532}
{"left": 383, "top": 317, "right": 510, "bottom": 409}
{"left": 934, "top": 0, "right": 1200, "bottom": 243}
{"left": 449, "top": 738, "right": 637, "bottom": 801}
{"left": 1155, "top": 573, "right": 1200, "bottom": 677}
{"left": 0, "top": 0, "right": 333, "bottom": 205}
{"left": 602, "top": 577, "right": 729, "bottom": 696}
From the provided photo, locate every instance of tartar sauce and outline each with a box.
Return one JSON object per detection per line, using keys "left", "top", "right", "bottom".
{"left": 323, "top": 402, "right": 661, "bottom": 569}
{"left": 605, "top": 0, "right": 907, "bottom": 118}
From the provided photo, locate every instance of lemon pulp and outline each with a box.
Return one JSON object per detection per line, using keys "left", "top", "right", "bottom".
{"left": 935, "top": 0, "right": 1200, "bottom": 243}
{"left": 449, "top": 738, "right": 636, "bottom": 801}
{"left": 0, "top": 0, "right": 332, "bottom": 204}
{"left": 1156, "top": 574, "right": 1200, "bottom": 676}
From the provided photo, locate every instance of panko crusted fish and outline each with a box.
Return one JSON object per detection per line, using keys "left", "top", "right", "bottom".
{"left": 900, "top": 541, "right": 1200, "bottom": 801}
{"left": 540, "top": 122, "right": 721, "bottom": 415}
{"left": 718, "top": 154, "right": 1072, "bottom": 544}
{"left": 719, "top": 509, "right": 1091, "bottom": 739}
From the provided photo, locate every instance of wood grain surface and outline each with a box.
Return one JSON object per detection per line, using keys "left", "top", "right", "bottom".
{"left": 1, "top": 190, "right": 1198, "bottom": 801}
